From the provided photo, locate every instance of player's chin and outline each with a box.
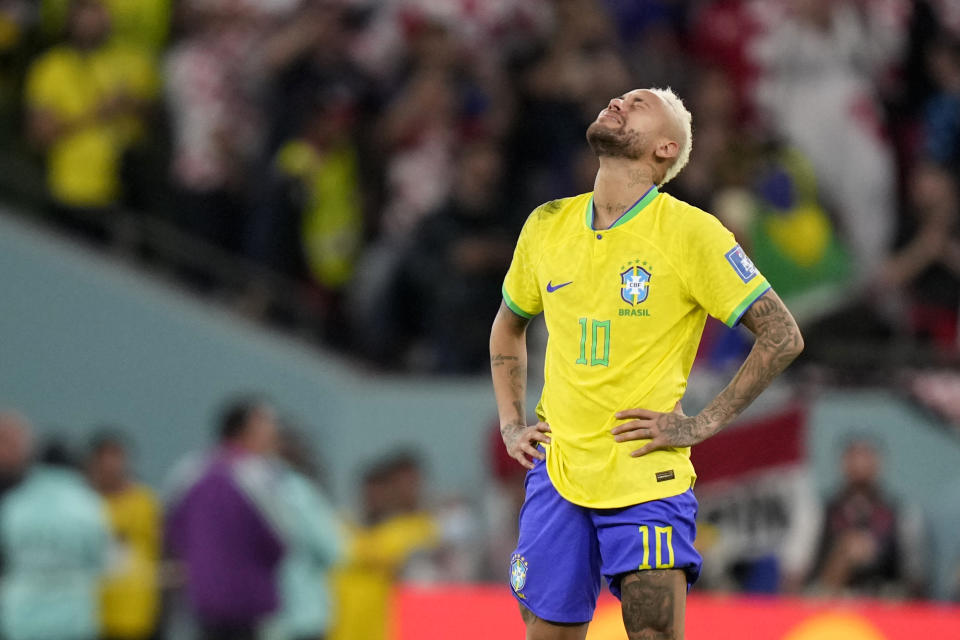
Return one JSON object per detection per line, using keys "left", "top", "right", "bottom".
{"left": 589, "top": 118, "right": 621, "bottom": 132}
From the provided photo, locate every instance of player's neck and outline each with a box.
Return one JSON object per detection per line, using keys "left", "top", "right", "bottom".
{"left": 592, "top": 159, "right": 657, "bottom": 230}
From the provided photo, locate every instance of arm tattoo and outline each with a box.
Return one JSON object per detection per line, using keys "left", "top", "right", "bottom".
{"left": 691, "top": 290, "right": 803, "bottom": 440}
{"left": 653, "top": 411, "right": 703, "bottom": 449}
{"left": 620, "top": 571, "right": 676, "bottom": 639}
{"left": 491, "top": 302, "right": 532, "bottom": 443}
{"left": 490, "top": 354, "right": 519, "bottom": 367}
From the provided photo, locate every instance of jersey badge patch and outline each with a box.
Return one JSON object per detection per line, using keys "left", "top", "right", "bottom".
{"left": 620, "top": 261, "right": 651, "bottom": 306}
{"left": 510, "top": 554, "right": 528, "bottom": 592}
{"left": 725, "top": 245, "right": 758, "bottom": 283}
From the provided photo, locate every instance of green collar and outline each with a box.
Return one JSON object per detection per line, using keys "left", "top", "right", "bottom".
{"left": 586, "top": 185, "right": 659, "bottom": 230}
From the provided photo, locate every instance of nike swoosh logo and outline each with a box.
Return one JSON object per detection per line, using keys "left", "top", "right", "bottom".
{"left": 546, "top": 280, "right": 573, "bottom": 293}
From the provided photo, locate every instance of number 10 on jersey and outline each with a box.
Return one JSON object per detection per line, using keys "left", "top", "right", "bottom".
{"left": 576, "top": 318, "right": 610, "bottom": 367}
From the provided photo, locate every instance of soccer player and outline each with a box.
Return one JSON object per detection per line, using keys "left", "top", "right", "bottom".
{"left": 489, "top": 88, "right": 804, "bottom": 640}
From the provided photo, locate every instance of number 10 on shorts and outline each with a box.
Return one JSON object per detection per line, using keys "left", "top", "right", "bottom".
{"left": 638, "top": 525, "right": 675, "bottom": 570}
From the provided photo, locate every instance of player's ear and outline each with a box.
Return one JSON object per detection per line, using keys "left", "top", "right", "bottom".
{"left": 655, "top": 139, "right": 679, "bottom": 162}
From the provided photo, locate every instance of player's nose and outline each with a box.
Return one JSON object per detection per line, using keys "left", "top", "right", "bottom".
{"left": 607, "top": 97, "right": 623, "bottom": 111}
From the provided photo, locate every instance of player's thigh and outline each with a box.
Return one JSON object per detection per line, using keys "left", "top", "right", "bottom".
{"left": 518, "top": 603, "right": 589, "bottom": 640}
{"left": 593, "top": 489, "right": 702, "bottom": 597}
{"left": 619, "top": 569, "right": 687, "bottom": 640}
{"left": 510, "top": 457, "right": 602, "bottom": 625}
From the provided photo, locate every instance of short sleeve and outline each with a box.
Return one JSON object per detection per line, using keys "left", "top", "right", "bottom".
{"left": 502, "top": 213, "right": 543, "bottom": 319}
{"left": 683, "top": 211, "right": 771, "bottom": 327}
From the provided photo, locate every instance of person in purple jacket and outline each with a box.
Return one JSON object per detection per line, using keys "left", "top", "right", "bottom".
{"left": 166, "top": 398, "right": 288, "bottom": 640}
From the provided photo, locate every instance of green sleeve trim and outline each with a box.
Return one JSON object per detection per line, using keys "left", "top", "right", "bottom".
{"left": 724, "top": 281, "right": 772, "bottom": 327}
{"left": 502, "top": 285, "right": 535, "bottom": 319}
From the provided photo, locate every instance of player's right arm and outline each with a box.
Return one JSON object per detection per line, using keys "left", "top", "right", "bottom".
{"left": 490, "top": 303, "right": 550, "bottom": 470}
{"left": 491, "top": 207, "right": 552, "bottom": 469}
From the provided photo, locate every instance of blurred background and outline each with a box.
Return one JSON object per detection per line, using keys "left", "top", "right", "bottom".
{"left": 0, "top": 0, "right": 959, "bottom": 638}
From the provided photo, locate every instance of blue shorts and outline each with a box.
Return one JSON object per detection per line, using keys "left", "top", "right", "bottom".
{"left": 509, "top": 456, "right": 702, "bottom": 624}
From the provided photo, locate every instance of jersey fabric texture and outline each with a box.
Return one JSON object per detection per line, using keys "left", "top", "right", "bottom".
{"left": 510, "top": 455, "right": 701, "bottom": 623}
{"left": 502, "top": 187, "right": 770, "bottom": 508}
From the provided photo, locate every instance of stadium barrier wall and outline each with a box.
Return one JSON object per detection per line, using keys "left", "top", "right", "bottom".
{"left": 392, "top": 585, "right": 960, "bottom": 639}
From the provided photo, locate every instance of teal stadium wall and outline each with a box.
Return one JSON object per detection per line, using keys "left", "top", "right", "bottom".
{"left": 0, "top": 210, "right": 497, "bottom": 510}
{"left": 3, "top": 209, "right": 960, "bottom": 597}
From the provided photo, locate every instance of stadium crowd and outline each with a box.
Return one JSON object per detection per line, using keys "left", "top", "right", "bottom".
{"left": 0, "top": 0, "right": 956, "bottom": 373}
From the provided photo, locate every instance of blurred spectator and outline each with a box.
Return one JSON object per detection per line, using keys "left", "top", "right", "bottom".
{"left": 672, "top": 66, "right": 744, "bottom": 210}
{"left": 163, "top": 3, "right": 264, "bottom": 252}
{"left": 24, "top": 0, "right": 158, "bottom": 238}
{"left": 753, "top": 0, "right": 906, "bottom": 280}
{"left": 687, "top": 0, "right": 764, "bottom": 121}
{"left": 86, "top": 431, "right": 160, "bottom": 640}
{"left": 251, "top": 87, "right": 364, "bottom": 294}
{"left": 0, "top": 411, "right": 32, "bottom": 498}
{"left": 264, "top": 427, "right": 343, "bottom": 640}
{"left": 259, "top": 1, "right": 375, "bottom": 153}
{"left": 396, "top": 139, "right": 516, "bottom": 372}
{"left": 0, "top": 0, "right": 31, "bottom": 51}
{"left": 508, "top": 0, "right": 628, "bottom": 210}
{"left": 922, "top": 37, "right": 960, "bottom": 175}
{"left": 376, "top": 18, "right": 461, "bottom": 239}
{"left": 878, "top": 163, "right": 960, "bottom": 351}
{"left": 0, "top": 1, "right": 34, "bottom": 121}
{"left": 41, "top": 0, "right": 170, "bottom": 53}
{"left": 331, "top": 452, "right": 438, "bottom": 640}
{"left": 611, "top": 0, "right": 690, "bottom": 91}
{"left": 713, "top": 141, "right": 853, "bottom": 323}
{"left": 0, "top": 435, "right": 110, "bottom": 640}
{"left": 165, "top": 398, "right": 286, "bottom": 640}
{"left": 810, "top": 438, "right": 926, "bottom": 598}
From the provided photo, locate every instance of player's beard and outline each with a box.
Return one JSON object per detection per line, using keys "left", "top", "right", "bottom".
{"left": 586, "top": 121, "right": 646, "bottom": 160}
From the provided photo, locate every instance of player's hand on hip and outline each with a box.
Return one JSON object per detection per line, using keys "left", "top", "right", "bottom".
{"left": 501, "top": 421, "right": 551, "bottom": 470}
{"left": 611, "top": 402, "right": 705, "bottom": 457}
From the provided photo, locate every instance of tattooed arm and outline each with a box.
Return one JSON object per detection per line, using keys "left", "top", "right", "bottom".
{"left": 612, "top": 289, "right": 804, "bottom": 456}
{"left": 490, "top": 301, "right": 551, "bottom": 469}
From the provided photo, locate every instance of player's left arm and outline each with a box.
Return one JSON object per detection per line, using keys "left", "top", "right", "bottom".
{"left": 612, "top": 289, "right": 804, "bottom": 456}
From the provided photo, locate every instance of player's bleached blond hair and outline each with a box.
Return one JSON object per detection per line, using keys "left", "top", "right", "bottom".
{"left": 646, "top": 87, "right": 693, "bottom": 186}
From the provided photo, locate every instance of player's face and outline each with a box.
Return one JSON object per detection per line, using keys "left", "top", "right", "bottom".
{"left": 586, "top": 89, "right": 671, "bottom": 160}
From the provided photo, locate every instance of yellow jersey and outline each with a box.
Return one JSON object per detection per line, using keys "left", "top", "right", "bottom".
{"left": 330, "top": 513, "right": 438, "bottom": 640}
{"left": 100, "top": 484, "right": 160, "bottom": 638}
{"left": 502, "top": 187, "right": 770, "bottom": 508}
{"left": 25, "top": 43, "right": 157, "bottom": 208}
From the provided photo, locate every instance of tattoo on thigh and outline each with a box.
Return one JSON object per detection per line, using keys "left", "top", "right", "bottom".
{"left": 620, "top": 571, "right": 676, "bottom": 639}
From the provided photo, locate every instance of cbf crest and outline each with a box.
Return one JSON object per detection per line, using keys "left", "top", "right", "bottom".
{"left": 620, "top": 260, "right": 651, "bottom": 305}
{"left": 510, "top": 554, "right": 528, "bottom": 593}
